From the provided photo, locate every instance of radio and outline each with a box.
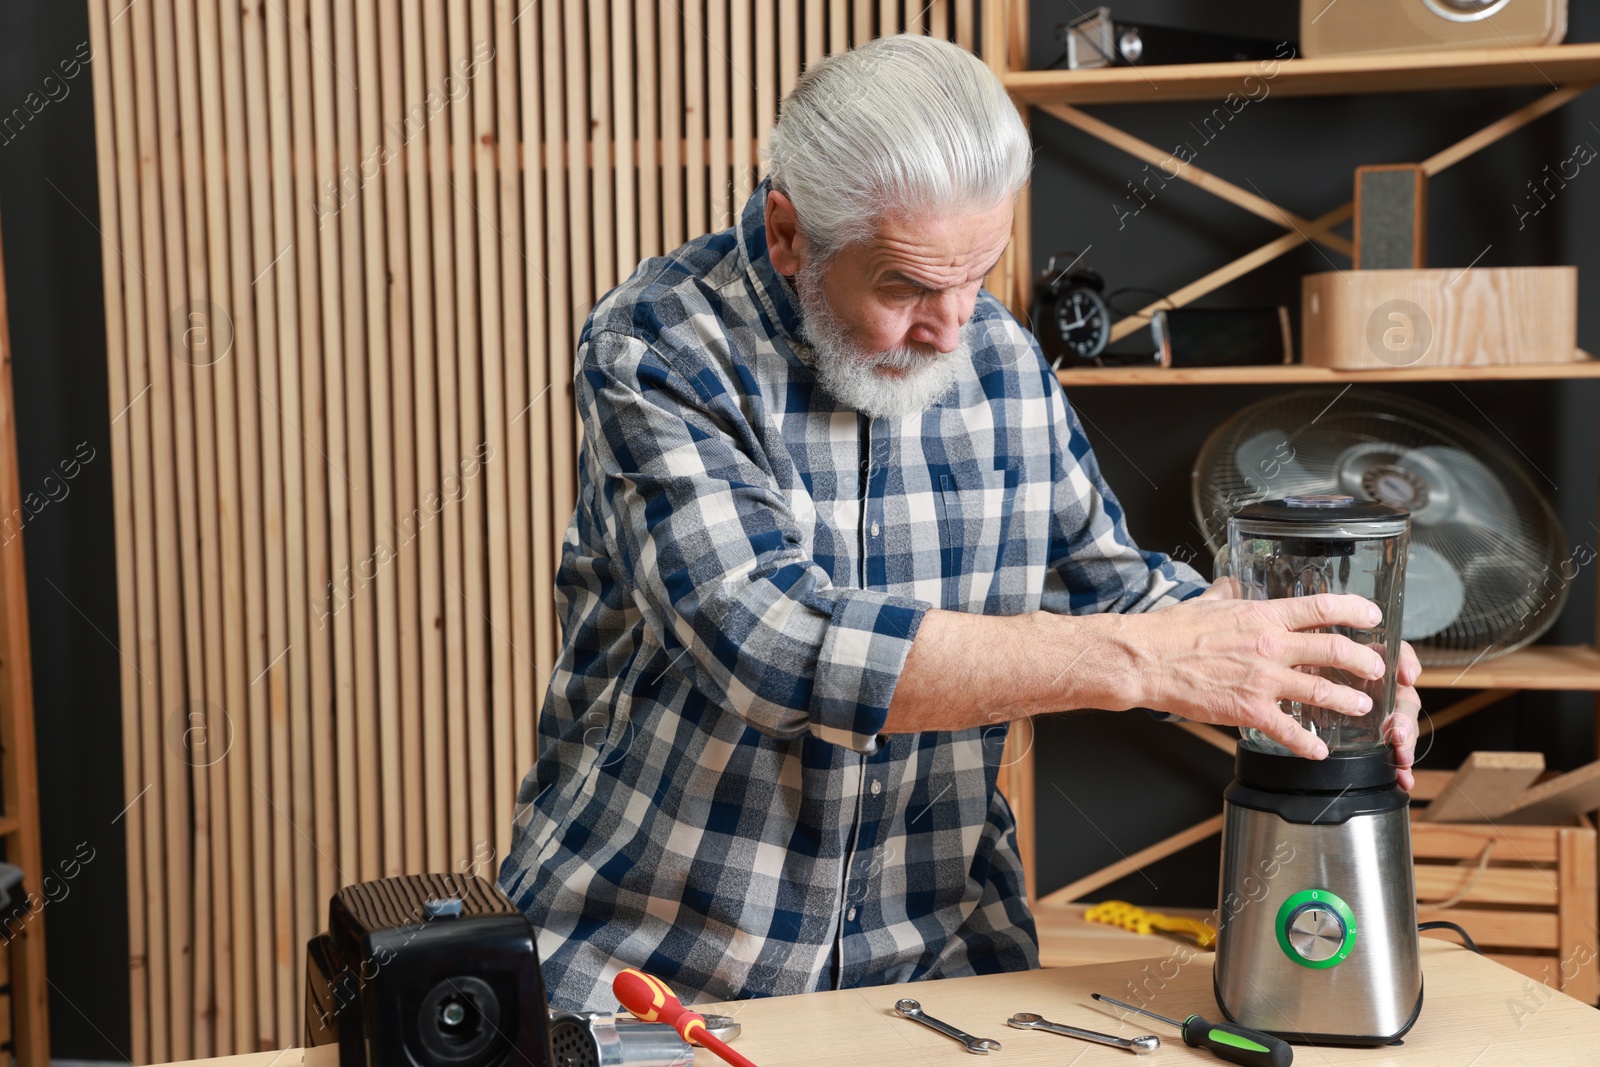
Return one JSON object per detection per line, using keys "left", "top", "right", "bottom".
{"left": 1301, "top": 0, "right": 1566, "bottom": 58}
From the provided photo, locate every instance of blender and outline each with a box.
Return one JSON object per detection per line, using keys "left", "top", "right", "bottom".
{"left": 1213, "top": 495, "right": 1423, "bottom": 1045}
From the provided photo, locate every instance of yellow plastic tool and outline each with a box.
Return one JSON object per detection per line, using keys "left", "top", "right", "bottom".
{"left": 1083, "top": 900, "right": 1217, "bottom": 949}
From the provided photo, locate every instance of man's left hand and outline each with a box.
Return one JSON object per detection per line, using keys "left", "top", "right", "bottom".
{"left": 1388, "top": 641, "right": 1423, "bottom": 792}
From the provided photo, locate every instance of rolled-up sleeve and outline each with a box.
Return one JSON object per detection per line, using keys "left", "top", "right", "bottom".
{"left": 578, "top": 330, "right": 928, "bottom": 754}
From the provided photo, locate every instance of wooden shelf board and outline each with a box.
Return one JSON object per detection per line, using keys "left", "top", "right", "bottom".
{"left": 1007, "top": 44, "right": 1600, "bottom": 106}
{"left": 1417, "top": 645, "right": 1600, "bottom": 691}
{"left": 1056, "top": 358, "right": 1600, "bottom": 387}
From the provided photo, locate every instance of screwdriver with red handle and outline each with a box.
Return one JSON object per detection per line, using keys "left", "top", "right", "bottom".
{"left": 614, "top": 968, "right": 762, "bottom": 1067}
{"left": 1092, "top": 993, "right": 1293, "bottom": 1067}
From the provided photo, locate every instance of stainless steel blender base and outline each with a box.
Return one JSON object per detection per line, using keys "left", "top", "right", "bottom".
{"left": 1214, "top": 796, "right": 1423, "bottom": 1044}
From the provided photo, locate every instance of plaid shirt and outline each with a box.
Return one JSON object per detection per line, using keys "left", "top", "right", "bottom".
{"left": 499, "top": 181, "right": 1205, "bottom": 1012}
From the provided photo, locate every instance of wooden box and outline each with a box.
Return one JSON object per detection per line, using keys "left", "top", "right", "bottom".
{"left": 1301, "top": 267, "right": 1578, "bottom": 369}
{"left": 1412, "top": 814, "right": 1598, "bottom": 1005}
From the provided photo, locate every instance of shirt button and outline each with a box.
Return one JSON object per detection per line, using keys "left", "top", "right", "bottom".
{"left": 870, "top": 780, "right": 882, "bottom": 795}
{"left": 870, "top": 521, "right": 880, "bottom": 537}
{"left": 846, "top": 906, "right": 858, "bottom": 922}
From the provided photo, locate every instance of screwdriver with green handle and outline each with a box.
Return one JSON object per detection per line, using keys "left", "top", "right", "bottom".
{"left": 1091, "top": 994, "right": 1293, "bottom": 1067}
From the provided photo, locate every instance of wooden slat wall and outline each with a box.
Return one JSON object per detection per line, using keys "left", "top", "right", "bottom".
{"left": 88, "top": 0, "right": 987, "bottom": 1058}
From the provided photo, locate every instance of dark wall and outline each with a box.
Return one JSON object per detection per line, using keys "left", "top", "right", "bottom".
{"left": 0, "top": 0, "right": 130, "bottom": 1061}
{"left": 3, "top": 0, "right": 1600, "bottom": 1059}
{"left": 1028, "top": 2, "right": 1600, "bottom": 905}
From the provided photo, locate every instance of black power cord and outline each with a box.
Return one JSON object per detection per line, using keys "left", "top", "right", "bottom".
{"left": 1418, "top": 920, "right": 1481, "bottom": 954}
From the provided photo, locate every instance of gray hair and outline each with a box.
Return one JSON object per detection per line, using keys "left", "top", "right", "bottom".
{"left": 766, "top": 34, "right": 1032, "bottom": 260}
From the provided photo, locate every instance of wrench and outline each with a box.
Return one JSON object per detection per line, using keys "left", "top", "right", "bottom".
{"left": 1008, "top": 1012, "right": 1161, "bottom": 1054}
{"left": 894, "top": 998, "right": 1003, "bottom": 1055}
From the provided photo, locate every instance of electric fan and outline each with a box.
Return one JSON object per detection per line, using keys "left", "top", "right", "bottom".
{"left": 1192, "top": 388, "right": 1569, "bottom": 666}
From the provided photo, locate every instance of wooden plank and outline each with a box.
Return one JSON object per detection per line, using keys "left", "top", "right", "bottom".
{"left": 351, "top": 0, "right": 394, "bottom": 892}
{"left": 589, "top": 0, "right": 616, "bottom": 291}
{"left": 496, "top": 0, "right": 534, "bottom": 859}
{"left": 236, "top": 0, "right": 295, "bottom": 1043}
{"left": 998, "top": 719, "right": 1034, "bottom": 902}
{"left": 1003, "top": 44, "right": 1600, "bottom": 107}
{"left": 1414, "top": 864, "right": 1559, "bottom": 908}
{"left": 405, "top": 0, "right": 448, "bottom": 875}
{"left": 450, "top": 0, "right": 492, "bottom": 871}
{"left": 380, "top": 0, "right": 426, "bottom": 880}
{"left": 549, "top": 0, "right": 582, "bottom": 634}
{"left": 708, "top": 0, "right": 730, "bottom": 230}
{"left": 637, "top": 0, "right": 661, "bottom": 259}
{"left": 1419, "top": 751, "right": 1546, "bottom": 823}
{"left": 660, "top": 0, "right": 684, "bottom": 250}
{"left": 317, "top": 0, "right": 361, "bottom": 903}
{"left": 139, "top": 0, "right": 197, "bottom": 1051}
{"left": 474, "top": 0, "right": 515, "bottom": 870}
{"left": 1416, "top": 908, "right": 1558, "bottom": 949}
{"left": 282, "top": 0, "right": 333, "bottom": 1007}
{"left": 520, "top": 0, "right": 552, "bottom": 828}
{"left": 1504, "top": 761, "right": 1600, "bottom": 825}
{"left": 195, "top": 0, "right": 257, "bottom": 1046}
{"left": 1056, "top": 361, "right": 1600, "bottom": 388}
{"left": 829, "top": 0, "right": 845, "bottom": 55}
{"left": 0, "top": 171, "right": 49, "bottom": 1067}
{"left": 684, "top": 0, "right": 707, "bottom": 237}
{"left": 118, "top": 0, "right": 173, "bottom": 1062}
{"left": 1412, "top": 821, "right": 1561, "bottom": 864}
{"left": 611, "top": 0, "right": 637, "bottom": 272}
{"left": 152, "top": 0, "right": 212, "bottom": 1049}
{"left": 543, "top": 0, "right": 572, "bottom": 687}
{"left": 217, "top": 0, "right": 277, "bottom": 1042}
{"left": 1556, "top": 827, "right": 1599, "bottom": 1004}
{"left": 296, "top": 0, "right": 342, "bottom": 959}
{"left": 1037, "top": 814, "right": 1224, "bottom": 907}
{"left": 1410, "top": 768, "right": 1454, "bottom": 802}
{"left": 425, "top": 0, "right": 471, "bottom": 871}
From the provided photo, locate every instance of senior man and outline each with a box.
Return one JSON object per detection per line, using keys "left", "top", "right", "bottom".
{"left": 499, "top": 34, "right": 1423, "bottom": 1011}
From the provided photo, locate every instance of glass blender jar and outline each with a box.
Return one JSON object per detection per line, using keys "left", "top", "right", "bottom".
{"left": 1214, "top": 495, "right": 1423, "bottom": 1044}
{"left": 1225, "top": 495, "right": 1410, "bottom": 755}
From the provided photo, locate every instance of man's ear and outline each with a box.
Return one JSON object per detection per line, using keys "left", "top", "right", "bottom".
{"left": 765, "top": 189, "right": 806, "bottom": 276}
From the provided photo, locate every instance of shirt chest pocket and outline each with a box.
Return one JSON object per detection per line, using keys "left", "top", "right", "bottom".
{"left": 935, "top": 462, "right": 1021, "bottom": 611}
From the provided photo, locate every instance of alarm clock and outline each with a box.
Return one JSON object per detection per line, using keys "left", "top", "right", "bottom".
{"left": 1031, "top": 253, "right": 1111, "bottom": 366}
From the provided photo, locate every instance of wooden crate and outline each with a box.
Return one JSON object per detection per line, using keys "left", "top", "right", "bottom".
{"left": 1412, "top": 812, "right": 1598, "bottom": 1005}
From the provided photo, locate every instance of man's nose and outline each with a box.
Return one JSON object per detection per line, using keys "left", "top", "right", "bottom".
{"left": 910, "top": 289, "right": 972, "bottom": 354}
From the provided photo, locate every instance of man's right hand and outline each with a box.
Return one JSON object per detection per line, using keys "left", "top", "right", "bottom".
{"left": 1107, "top": 589, "right": 1388, "bottom": 759}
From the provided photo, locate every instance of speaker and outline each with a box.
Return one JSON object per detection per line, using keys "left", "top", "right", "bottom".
{"left": 1300, "top": 0, "right": 1566, "bottom": 58}
{"left": 1354, "top": 164, "right": 1428, "bottom": 270}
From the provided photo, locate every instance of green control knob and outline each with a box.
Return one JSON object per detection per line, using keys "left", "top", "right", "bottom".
{"left": 1276, "top": 888, "right": 1356, "bottom": 969}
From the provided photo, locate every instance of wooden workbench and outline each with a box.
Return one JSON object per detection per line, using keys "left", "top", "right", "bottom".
{"left": 159, "top": 940, "right": 1598, "bottom": 1067}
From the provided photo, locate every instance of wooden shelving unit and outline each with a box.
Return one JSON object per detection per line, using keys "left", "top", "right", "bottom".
{"left": 1057, "top": 357, "right": 1600, "bottom": 387}
{"left": 979, "top": 4, "right": 1600, "bottom": 916}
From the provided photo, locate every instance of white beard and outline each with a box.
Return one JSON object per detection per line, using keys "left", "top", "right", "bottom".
{"left": 793, "top": 261, "right": 972, "bottom": 421}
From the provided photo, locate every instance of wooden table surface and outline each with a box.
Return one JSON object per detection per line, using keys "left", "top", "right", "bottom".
{"left": 167, "top": 940, "right": 1598, "bottom": 1067}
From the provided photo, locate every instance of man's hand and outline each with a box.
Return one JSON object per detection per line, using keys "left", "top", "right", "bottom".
{"left": 1109, "top": 580, "right": 1423, "bottom": 786}
{"left": 1387, "top": 641, "right": 1423, "bottom": 792}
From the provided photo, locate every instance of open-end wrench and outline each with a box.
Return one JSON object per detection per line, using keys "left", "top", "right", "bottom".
{"left": 1009, "top": 1012, "right": 1161, "bottom": 1054}
{"left": 894, "top": 999, "right": 1003, "bottom": 1055}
